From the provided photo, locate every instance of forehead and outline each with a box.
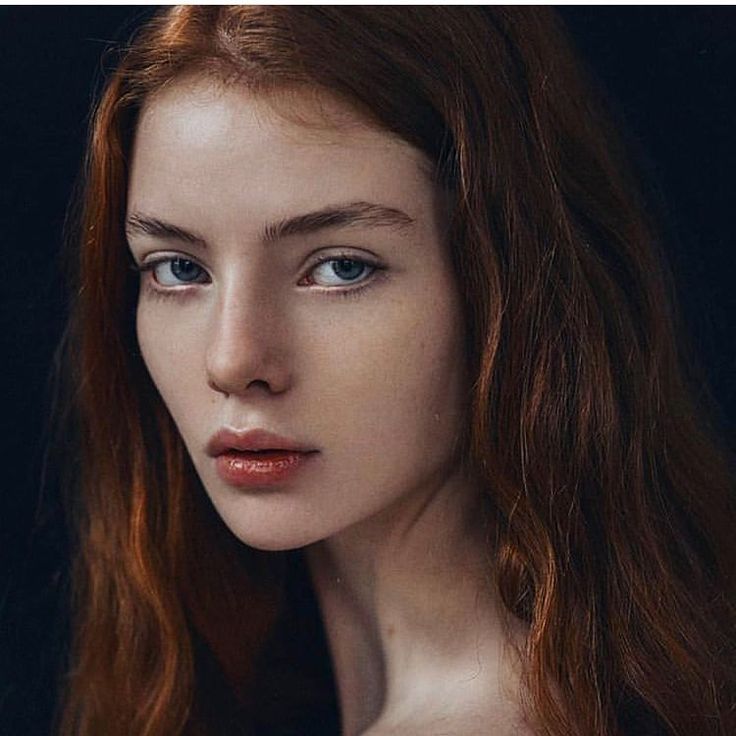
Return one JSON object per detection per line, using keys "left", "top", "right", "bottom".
{"left": 136, "top": 75, "right": 385, "bottom": 151}
{"left": 128, "top": 75, "right": 437, "bottom": 236}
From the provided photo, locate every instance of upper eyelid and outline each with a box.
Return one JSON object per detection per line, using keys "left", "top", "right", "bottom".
{"left": 135, "top": 249, "right": 204, "bottom": 266}
{"left": 312, "top": 252, "right": 379, "bottom": 267}
{"left": 135, "top": 249, "right": 379, "bottom": 269}
{"left": 135, "top": 255, "right": 208, "bottom": 272}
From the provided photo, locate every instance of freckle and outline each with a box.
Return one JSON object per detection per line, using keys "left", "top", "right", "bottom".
{"left": 386, "top": 624, "right": 395, "bottom": 638}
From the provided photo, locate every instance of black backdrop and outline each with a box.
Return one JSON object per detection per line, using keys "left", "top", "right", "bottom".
{"left": 1, "top": 8, "right": 734, "bottom": 735}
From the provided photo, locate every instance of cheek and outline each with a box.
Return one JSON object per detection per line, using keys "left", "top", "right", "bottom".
{"left": 303, "top": 282, "right": 468, "bottom": 458}
{"left": 136, "top": 303, "right": 206, "bottom": 417}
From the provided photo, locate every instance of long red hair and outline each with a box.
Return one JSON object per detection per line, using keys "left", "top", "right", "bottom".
{"left": 57, "top": 7, "right": 736, "bottom": 735}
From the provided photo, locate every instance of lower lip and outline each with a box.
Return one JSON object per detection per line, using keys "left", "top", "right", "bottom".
{"left": 214, "top": 450, "right": 316, "bottom": 488}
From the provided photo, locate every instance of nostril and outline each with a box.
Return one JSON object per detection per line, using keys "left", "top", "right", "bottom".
{"left": 246, "top": 379, "right": 271, "bottom": 391}
{"left": 205, "top": 342, "right": 292, "bottom": 396}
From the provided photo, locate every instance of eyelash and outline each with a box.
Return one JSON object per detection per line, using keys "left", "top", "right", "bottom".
{"left": 129, "top": 252, "right": 385, "bottom": 301}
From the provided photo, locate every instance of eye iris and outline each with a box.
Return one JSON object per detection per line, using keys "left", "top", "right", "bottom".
{"left": 170, "top": 258, "right": 201, "bottom": 282}
{"left": 331, "top": 259, "right": 365, "bottom": 281}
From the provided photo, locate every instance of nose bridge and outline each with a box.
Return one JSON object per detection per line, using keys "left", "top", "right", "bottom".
{"left": 205, "top": 268, "right": 290, "bottom": 395}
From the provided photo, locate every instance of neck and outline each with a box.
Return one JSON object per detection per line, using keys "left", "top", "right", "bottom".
{"left": 304, "top": 466, "right": 528, "bottom": 735}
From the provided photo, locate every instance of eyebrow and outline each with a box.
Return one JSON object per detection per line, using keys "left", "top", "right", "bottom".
{"left": 125, "top": 201, "right": 415, "bottom": 248}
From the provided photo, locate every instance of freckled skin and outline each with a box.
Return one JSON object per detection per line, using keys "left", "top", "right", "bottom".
{"left": 127, "top": 76, "right": 471, "bottom": 552}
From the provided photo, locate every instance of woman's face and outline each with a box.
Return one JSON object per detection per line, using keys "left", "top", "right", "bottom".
{"left": 127, "top": 75, "right": 471, "bottom": 550}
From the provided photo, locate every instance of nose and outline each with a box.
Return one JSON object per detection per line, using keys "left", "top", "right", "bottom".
{"left": 205, "top": 283, "right": 292, "bottom": 397}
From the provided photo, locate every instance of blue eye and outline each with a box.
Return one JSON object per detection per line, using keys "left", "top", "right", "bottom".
{"left": 147, "top": 257, "right": 208, "bottom": 286}
{"left": 309, "top": 258, "right": 374, "bottom": 287}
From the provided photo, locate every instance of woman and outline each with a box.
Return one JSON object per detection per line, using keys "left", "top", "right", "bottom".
{"left": 57, "top": 7, "right": 736, "bottom": 736}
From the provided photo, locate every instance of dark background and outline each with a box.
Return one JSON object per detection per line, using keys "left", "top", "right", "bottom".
{"left": 1, "top": 7, "right": 734, "bottom": 735}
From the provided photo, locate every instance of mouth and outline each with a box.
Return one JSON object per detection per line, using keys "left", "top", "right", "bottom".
{"left": 206, "top": 427, "right": 317, "bottom": 458}
{"left": 213, "top": 446, "right": 317, "bottom": 488}
{"left": 221, "top": 447, "right": 318, "bottom": 461}
{"left": 206, "top": 428, "right": 318, "bottom": 488}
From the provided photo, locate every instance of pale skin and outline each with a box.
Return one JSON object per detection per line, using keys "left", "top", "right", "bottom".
{"left": 127, "top": 74, "right": 532, "bottom": 735}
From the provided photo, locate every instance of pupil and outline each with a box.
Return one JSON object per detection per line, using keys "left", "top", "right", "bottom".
{"left": 171, "top": 258, "right": 200, "bottom": 281}
{"left": 332, "top": 259, "right": 364, "bottom": 280}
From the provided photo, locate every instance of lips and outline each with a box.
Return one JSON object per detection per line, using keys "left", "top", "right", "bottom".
{"left": 206, "top": 427, "right": 316, "bottom": 457}
{"left": 207, "top": 428, "right": 318, "bottom": 488}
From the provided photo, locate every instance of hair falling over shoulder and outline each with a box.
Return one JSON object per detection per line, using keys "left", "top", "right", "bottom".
{"left": 55, "top": 7, "right": 736, "bottom": 736}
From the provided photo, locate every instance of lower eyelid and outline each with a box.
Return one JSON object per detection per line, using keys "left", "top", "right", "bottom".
{"left": 309, "top": 268, "right": 387, "bottom": 299}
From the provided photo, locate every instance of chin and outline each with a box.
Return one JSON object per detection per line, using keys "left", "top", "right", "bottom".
{"left": 218, "top": 514, "right": 330, "bottom": 553}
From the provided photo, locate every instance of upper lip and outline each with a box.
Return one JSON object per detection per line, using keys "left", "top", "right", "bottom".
{"left": 206, "top": 428, "right": 317, "bottom": 457}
